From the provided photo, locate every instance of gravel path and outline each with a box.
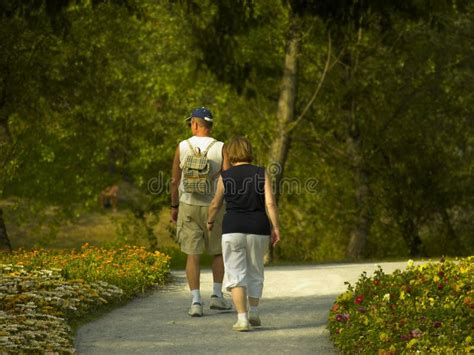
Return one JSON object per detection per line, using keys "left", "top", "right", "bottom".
{"left": 75, "top": 261, "right": 412, "bottom": 354}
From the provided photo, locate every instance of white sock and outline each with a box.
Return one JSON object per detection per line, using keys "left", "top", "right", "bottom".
{"left": 213, "top": 283, "right": 223, "bottom": 297}
{"left": 249, "top": 306, "right": 258, "bottom": 313}
{"left": 238, "top": 312, "right": 248, "bottom": 321}
{"left": 191, "top": 289, "right": 201, "bottom": 304}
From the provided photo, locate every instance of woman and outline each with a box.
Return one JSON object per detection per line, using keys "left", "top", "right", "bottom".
{"left": 207, "top": 136, "right": 281, "bottom": 331}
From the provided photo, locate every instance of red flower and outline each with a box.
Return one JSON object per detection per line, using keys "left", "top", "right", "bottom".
{"left": 354, "top": 294, "right": 365, "bottom": 304}
{"left": 335, "top": 313, "right": 350, "bottom": 322}
{"left": 331, "top": 303, "right": 340, "bottom": 312}
{"left": 373, "top": 279, "right": 380, "bottom": 286}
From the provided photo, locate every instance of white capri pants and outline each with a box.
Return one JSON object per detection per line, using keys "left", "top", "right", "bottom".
{"left": 222, "top": 233, "right": 270, "bottom": 298}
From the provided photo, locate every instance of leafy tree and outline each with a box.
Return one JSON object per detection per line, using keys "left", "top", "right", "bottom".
{"left": 0, "top": 1, "right": 199, "bottom": 249}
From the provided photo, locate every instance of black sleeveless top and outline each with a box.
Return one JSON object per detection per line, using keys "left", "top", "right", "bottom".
{"left": 221, "top": 164, "right": 271, "bottom": 235}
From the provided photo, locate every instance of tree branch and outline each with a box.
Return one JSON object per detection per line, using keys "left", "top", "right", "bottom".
{"left": 286, "top": 31, "right": 333, "bottom": 135}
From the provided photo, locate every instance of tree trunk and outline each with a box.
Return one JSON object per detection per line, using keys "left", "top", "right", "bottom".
{"left": 0, "top": 208, "right": 12, "bottom": 252}
{"left": 440, "top": 208, "right": 462, "bottom": 254}
{"left": 0, "top": 113, "right": 13, "bottom": 252}
{"left": 0, "top": 113, "right": 12, "bottom": 166}
{"left": 400, "top": 217, "right": 423, "bottom": 257}
{"left": 346, "top": 134, "right": 370, "bottom": 260}
{"left": 266, "top": 14, "right": 301, "bottom": 263}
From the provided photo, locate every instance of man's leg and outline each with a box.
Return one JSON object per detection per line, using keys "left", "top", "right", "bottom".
{"left": 179, "top": 203, "right": 205, "bottom": 317}
{"left": 212, "top": 253, "right": 224, "bottom": 287}
{"left": 186, "top": 254, "right": 200, "bottom": 291}
{"left": 205, "top": 206, "right": 230, "bottom": 308}
{"left": 211, "top": 254, "right": 224, "bottom": 298}
{"left": 186, "top": 253, "right": 203, "bottom": 317}
{"left": 248, "top": 297, "right": 260, "bottom": 307}
{"left": 209, "top": 253, "right": 232, "bottom": 309}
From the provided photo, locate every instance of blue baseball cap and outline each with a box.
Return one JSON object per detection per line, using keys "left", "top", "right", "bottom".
{"left": 185, "top": 107, "right": 213, "bottom": 122}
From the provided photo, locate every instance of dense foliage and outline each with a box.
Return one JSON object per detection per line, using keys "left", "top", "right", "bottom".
{"left": 328, "top": 257, "right": 474, "bottom": 353}
{"left": 0, "top": 0, "right": 472, "bottom": 260}
{"left": 0, "top": 246, "right": 171, "bottom": 352}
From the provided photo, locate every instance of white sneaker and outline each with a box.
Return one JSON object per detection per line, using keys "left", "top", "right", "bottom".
{"left": 248, "top": 310, "right": 261, "bottom": 326}
{"left": 232, "top": 319, "right": 251, "bottom": 332}
{"left": 209, "top": 295, "right": 232, "bottom": 310}
{"left": 188, "top": 302, "right": 203, "bottom": 317}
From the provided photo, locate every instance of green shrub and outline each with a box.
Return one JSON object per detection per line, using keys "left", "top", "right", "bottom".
{"left": 328, "top": 257, "right": 474, "bottom": 354}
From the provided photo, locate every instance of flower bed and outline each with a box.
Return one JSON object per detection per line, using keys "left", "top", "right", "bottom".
{"left": 0, "top": 245, "right": 171, "bottom": 353}
{"left": 328, "top": 257, "right": 473, "bottom": 354}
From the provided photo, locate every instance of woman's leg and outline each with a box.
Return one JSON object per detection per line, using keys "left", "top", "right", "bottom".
{"left": 246, "top": 234, "right": 269, "bottom": 299}
{"left": 231, "top": 286, "right": 247, "bottom": 313}
{"left": 222, "top": 233, "right": 250, "bottom": 330}
{"left": 246, "top": 234, "right": 270, "bottom": 326}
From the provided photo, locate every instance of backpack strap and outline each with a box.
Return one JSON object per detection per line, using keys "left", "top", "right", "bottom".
{"left": 186, "top": 139, "right": 201, "bottom": 156}
{"left": 202, "top": 139, "right": 217, "bottom": 157}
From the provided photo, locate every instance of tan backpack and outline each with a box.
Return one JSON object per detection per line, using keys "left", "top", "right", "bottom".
{"left": 182, "top": 139, "right": 218, "bottom": 194}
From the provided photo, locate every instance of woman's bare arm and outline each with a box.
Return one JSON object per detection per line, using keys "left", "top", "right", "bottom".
{"left": 265, "top": 172, "right": 281, "bottom": 246}
{"left": 207, "top": 176, "right": 225, "bottom": 230}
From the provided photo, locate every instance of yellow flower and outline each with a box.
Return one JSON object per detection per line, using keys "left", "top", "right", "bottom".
{"left": 418, "top": 264, "right": 427, "bottom": 271}
{"left": 406, "top": 339, "right": 418, "bottom": 349}
{"left": 407, "top": 259, "right": 414, "bottom": 268}
{"left": 400, "top": 290, "right": 405, "bottom": 301}
{"left": 337, "top": 291, "right": 353, "bottom": 302}
{"left": 465, "top": 336, "right": 472, "bottom": 344}
{"left": 383, "top": 293, "right": 390, "bottom": 302}
{"left": 379, "top": 332, "right": 389, "bottom": 342}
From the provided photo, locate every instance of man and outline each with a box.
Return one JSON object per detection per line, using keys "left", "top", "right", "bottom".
{"left": 170, "top": 107, "right": 231, "bottom": 317}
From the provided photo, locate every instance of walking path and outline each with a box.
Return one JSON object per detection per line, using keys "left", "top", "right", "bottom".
{"left": 75, "top": 261, "right": 412, "bottom": 354}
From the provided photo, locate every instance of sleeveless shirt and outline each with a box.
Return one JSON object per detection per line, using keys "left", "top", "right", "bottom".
{"left": 221, "top": 164, "right": 271, "bottom": 235}
{"left": 179, "top": 136, "right": 224, "bottom": 206}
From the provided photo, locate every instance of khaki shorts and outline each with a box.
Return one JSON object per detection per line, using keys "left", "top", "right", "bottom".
{"left": 176, "top": 202, "right": 224, "bottom": 255}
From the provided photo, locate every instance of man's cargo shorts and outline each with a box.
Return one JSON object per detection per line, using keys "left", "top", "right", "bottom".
{"left": 176, "top": 202, "right": 224, "bottom": 255}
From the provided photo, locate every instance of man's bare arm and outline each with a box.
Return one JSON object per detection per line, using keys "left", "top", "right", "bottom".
{"left": 171, "top": 145, "right": 181, "bottom": 205}
{"left": 170, "top": 146, "right": 181, "bottom": 223}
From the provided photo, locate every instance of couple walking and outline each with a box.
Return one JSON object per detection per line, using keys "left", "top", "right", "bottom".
{"left": 170, "top": 107, "right": 281, "bottom": 331}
